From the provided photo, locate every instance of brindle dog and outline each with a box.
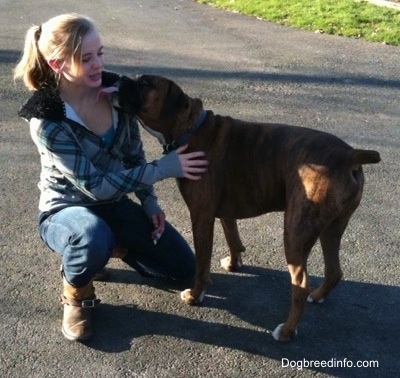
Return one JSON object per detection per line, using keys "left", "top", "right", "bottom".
{"left": 120, "top": 75, "right": 380, "bottom": 341}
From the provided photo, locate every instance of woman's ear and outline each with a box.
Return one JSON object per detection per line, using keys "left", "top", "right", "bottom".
{"left": 47, "top": 59, "right": 62, "bottom": 73}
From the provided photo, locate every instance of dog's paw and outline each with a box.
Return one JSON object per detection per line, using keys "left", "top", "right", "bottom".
{"left": 220, "top": 256, "right": 242, "bottom": 271}
{"left": 180, "top": 289, "right": 206, "bottom": 305}
{"left": 272, "top": 323, "right": 298, "bottom": 342}
{"left": 307, "top": 294, "right": 325, "bottom": 304}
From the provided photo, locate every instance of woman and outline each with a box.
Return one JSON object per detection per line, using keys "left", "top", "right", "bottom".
{"left": 14, "top": 13, "right": 208, "bottom": 342}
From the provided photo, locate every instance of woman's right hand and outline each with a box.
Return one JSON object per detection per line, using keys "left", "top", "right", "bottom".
{"left": 176, "top": 145, "right": 208, "bottom": 180}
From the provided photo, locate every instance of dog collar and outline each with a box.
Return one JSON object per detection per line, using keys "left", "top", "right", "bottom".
{"left": 163, "top": 110, "right": 208, "bottom": 154}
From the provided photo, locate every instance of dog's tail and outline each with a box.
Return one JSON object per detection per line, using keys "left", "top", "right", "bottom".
{"left": 348, "top": 149, "right": 381, "bottom": 172}
{"left": 350, "top": 149, "right": 381, "bottom": 166}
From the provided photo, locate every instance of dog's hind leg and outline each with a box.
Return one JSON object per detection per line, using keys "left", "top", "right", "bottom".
{"left": 272, "top": 209, "right": 320, "bottom": 342}
{"left": 308, "top": 212, "right": 353, "bottom": 303}
{"left": 219, "top": 218, "right": 246, "bottom": 271}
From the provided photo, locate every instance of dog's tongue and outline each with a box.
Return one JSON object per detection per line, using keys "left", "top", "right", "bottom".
{"left": 96, "top": 86, "right": 119, "bottom": 102}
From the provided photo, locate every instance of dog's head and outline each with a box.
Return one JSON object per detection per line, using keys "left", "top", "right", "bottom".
{"left": 132, "top": 75, "right": 204, "bottom": 144}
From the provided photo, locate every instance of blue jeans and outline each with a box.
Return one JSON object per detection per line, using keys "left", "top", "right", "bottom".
{"left": 39, "top": 196, "right": 195, "bottom": 287}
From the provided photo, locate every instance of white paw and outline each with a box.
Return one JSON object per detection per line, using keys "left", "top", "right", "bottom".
{"left": 272, "top": 323, "right": 298, "bottom": 341}
{"left": 272, "top": 323, "right": 284, "bottom": 341}
{"left": 180, "top": 289, "right": 206, "bottom": 304}
{"left": 220, "top": 257, "right": 231, "bottom": 269}
{"left": 220, "top": 256, "right": 242, "bottom": 270}
{"left": 307, "top": 295, "right": 325, "bottom": 304}
{"left": 180, "top": 289, "right": 190, "bottom": 301}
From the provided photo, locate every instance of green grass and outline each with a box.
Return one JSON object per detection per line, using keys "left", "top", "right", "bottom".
{"left": 197, "top": 0, "right": 400, "bottom": 45}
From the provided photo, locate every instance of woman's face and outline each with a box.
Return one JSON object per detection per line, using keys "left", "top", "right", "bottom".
{"left": 60, "top": 30, "right": 105, "bottom": 88}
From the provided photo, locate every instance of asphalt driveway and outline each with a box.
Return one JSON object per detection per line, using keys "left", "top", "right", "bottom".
{"left": 0, "top": 0, "right": 399, "bottom": 377}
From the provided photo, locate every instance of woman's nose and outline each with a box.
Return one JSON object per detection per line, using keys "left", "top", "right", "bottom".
{"left": 93, "top": 55, "right": 104, "bottom": 68}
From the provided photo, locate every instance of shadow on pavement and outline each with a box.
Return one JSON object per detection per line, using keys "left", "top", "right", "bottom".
{"left": 83, "top": 265, "right": 397, "bottom": 376}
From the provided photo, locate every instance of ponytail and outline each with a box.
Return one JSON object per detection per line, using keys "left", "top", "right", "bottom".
{"left": 14, "top": 25, "right": 56, "bottom": 90}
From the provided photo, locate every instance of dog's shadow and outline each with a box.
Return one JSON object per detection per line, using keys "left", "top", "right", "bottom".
{"left": 87, "top": 265, "right": 398, "bottom": 376}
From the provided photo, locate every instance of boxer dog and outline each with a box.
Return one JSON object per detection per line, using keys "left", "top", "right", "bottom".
{"left": 120, "top": 75, "right": 380, "bottom": 341}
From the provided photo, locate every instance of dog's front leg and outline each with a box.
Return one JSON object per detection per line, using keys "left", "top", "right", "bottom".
{"left": 181, "top": 215, "right": 215, "bottom": 305}
{"left": 219, "top": 218, "right": 245, "bottom": 271}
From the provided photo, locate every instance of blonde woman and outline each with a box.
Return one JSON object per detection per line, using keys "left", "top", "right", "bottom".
{"left": 15, "top": 13, "right": 207, "bottom": 342}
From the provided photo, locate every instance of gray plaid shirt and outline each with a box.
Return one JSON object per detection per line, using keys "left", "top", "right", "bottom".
{"left": 28, "top": 99, "right": 182, "bottom": 217}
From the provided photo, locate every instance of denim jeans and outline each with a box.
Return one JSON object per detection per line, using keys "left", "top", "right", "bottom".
{"left": 38, "top": 196, "right": 195, "bottom": 287}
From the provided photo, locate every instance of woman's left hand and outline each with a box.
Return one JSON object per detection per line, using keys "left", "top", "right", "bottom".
{"left": 151, "top": 212, "right": 166, "bottom": 245}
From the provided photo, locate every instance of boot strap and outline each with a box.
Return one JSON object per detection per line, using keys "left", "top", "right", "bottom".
{"left": 60, "top": 295, "right": 100, "bottom": 308}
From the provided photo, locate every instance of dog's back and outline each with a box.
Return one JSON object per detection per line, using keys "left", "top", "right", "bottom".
{"left": 181, "top": 113, "right": 379, "bottom": 219}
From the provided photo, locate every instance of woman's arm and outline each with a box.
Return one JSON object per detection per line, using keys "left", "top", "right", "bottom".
{"left": 30, "top": 118, "right": 183, "bottom": 201}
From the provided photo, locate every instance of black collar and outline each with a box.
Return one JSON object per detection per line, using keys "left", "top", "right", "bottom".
{"left": 163, "top": 110, "right": 208, "bottom": 154}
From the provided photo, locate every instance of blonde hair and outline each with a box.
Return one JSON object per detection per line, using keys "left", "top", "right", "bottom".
{"left": 14, "top": 13, "right": 96, "bottom": 90}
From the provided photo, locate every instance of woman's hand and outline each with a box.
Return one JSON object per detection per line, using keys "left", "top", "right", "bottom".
{"left": 176, "top": 144, "right": 208, "bottom": 180}
{"left": 151, "top": 212, "right": 166, "bottom": 245}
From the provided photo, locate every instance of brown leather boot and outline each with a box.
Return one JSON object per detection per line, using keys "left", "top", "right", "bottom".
{"left": 60, "top": 278, "right": 100, "bottom": 342}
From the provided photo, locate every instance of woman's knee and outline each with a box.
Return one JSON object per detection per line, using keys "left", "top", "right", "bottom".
{"left": 68, "top": 217, "right": 115, "bottom": 265}
{"left": 45, "top": 207, "right": 115, "bottom": 285}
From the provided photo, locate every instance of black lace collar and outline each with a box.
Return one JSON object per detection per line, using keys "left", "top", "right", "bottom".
{"left": 18, "top": 71, "right": 121, "bottom": 122}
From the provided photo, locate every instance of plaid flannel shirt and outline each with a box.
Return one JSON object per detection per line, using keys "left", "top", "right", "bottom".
{"left": 28, "top": 99, "right": 182, "bottom": 217}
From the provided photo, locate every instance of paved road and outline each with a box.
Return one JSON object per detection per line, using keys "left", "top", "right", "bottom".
{"left": 1, "top": 0, "right": 399, "bottom": 377}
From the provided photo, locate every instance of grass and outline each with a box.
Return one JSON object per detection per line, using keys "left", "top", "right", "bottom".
{"left": 197, "top": 0, "right": 400, "bottom": 45}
